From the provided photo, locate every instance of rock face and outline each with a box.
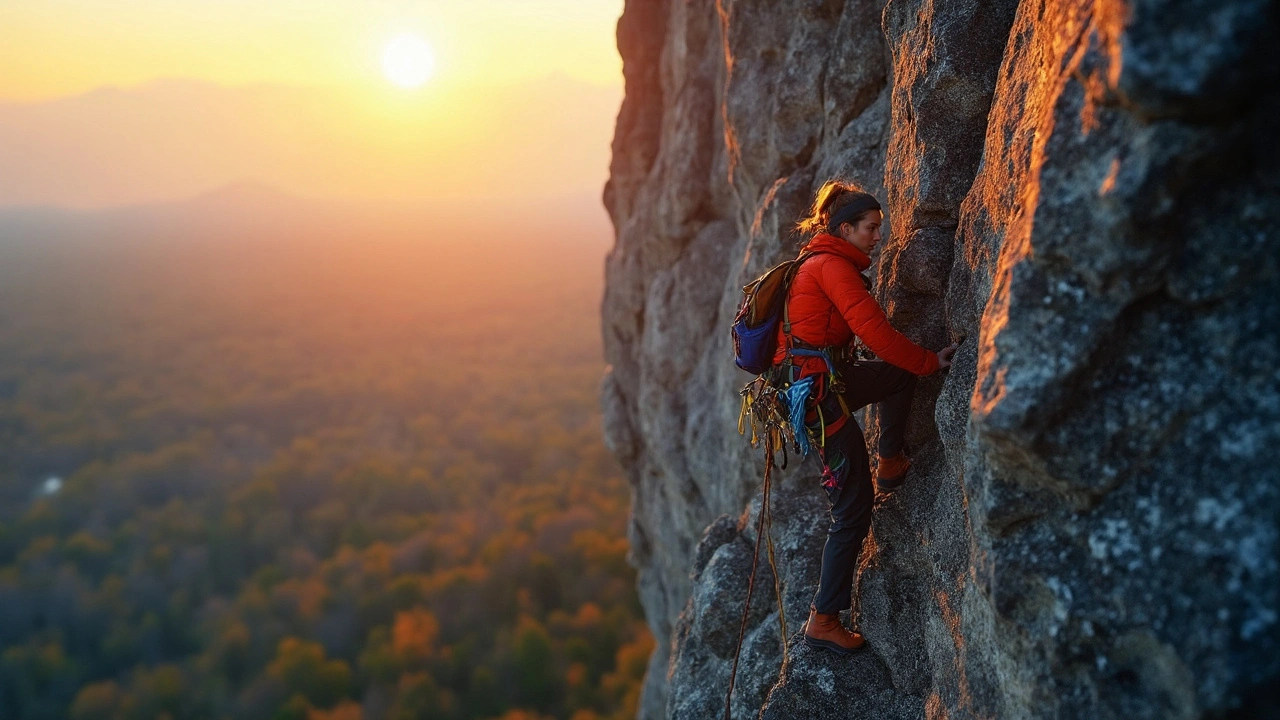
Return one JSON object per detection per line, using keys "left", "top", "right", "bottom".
{"left": 601, "top": 0, "right": 1280, "bottom": 718}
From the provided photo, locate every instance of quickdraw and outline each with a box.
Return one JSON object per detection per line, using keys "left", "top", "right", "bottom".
{"left": 737, "top": 376, "right": 796, "bottom": 466}
{"left": 736, "top": 349, "right": 842, "bottom": 461}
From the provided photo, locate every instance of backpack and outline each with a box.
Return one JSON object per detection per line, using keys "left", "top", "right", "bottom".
{"left": 731, "top": 251, "right": 823, "bottom": 375}
{"left": 727, "top": 251, "right": 824, "bottom": 371}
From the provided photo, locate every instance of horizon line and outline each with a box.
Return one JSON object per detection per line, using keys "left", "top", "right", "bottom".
{"left": 0, "top": 72, "right": 624, "bottom": 107}
{"left": 0, "top": 181, "right": 610, "bottom": 215}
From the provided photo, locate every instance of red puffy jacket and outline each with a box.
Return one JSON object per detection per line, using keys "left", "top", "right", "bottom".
{"left": 772, "top": 233, "right": 939, "bottom": 378}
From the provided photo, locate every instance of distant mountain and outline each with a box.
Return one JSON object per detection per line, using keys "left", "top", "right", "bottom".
{"left": 179, "top": 180, "right": 311, "bottom": 210}
{"left": 0, "top": 76, "right": 621, "bottom": 208}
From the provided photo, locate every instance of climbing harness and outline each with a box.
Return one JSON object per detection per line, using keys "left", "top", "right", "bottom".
{"left": 735, "top": 273, "right": 848, "bottom": 462}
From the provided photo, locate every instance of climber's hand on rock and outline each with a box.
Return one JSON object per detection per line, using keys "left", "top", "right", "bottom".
{"left": 936, "top": 342, "right": 959, "bottom": 370}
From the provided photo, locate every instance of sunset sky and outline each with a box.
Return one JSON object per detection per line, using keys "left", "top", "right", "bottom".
{"left": 0, "top": 0, "right": 624, "bottom": 208}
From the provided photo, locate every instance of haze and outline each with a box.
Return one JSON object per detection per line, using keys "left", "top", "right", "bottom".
{"left": 0, "top": 0, "right": 623, "bottom": 209}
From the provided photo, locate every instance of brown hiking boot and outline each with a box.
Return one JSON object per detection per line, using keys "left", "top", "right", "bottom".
{"left": 803, "top": 607, "right": 865, "bottom": 655}
{"left": 876, "top": 452, "right": 911, "bottom": 492}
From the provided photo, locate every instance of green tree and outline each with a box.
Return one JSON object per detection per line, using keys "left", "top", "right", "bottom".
{"left": 512, "top": 618, "right": 558, "bottom": 712}
{"left": 267, "top": 639, "right": 352, "bottom": 710}
{"left": 389, "top": 672, "right": 451, "bottom": 720}
{"left": 68, "top": 680, "right": 125, "bottom": 720}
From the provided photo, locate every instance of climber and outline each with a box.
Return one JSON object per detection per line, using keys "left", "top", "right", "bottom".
{"left": 772, "top": 180, "right": 958, "bottom": 655}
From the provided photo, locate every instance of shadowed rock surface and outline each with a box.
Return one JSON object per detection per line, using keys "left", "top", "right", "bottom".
{"left": 601, "top": 0, "right": 1279, "bottom": 717}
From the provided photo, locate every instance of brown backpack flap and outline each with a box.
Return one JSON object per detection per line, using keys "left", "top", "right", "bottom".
{"left": 740, "top": 251, "right": 820, "bottom": 328}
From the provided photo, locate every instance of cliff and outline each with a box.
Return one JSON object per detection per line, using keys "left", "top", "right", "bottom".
{"left": 601, "top": 0, "right": 1279, "bottom": 718}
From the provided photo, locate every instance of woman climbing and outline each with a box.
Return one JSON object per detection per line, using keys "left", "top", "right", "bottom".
{"left": 774, "top": 180, "right": 958, "bottom": 655}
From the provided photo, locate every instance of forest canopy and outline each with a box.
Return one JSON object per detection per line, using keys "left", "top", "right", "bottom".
{"left": 0, "top": 193, "right": 648, "bottom": 720}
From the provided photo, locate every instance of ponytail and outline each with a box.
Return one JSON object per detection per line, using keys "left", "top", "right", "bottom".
{"left": 795, "top": 180, "right": 879, "bottom": 238}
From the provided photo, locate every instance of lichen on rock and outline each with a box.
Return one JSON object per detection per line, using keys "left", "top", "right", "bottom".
{"left": 602, "top": 0, "right": 1280, "bottom": 717}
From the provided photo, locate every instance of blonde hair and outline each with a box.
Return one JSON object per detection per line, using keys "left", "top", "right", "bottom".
{"left": 795, "top": 180, "right": 875, "bottom": 237}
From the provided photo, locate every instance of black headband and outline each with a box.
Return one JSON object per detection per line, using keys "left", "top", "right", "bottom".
{"left": 826, "top": 194, "right": 882, "bottom": 234}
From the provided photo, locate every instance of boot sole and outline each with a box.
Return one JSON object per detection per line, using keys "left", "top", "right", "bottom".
{"left": 875, "top": 471, "right": 908, "bottom": 493}
{"left": 803, "top": 634, "right": 863, "bottom": 655}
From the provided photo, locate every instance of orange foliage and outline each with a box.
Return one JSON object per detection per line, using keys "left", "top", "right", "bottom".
{"left": 391, "top": 608, "right": 439, "bottom": 665}
{"left": 309, "top": 701, "right": 365, "bottom": 720}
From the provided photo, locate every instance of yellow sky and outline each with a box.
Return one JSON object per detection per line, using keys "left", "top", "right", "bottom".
{"left": 0, "top": 0, "right": 623, "bottom": 102}
{"left": 0, "top": 1, "right": 624, "bottom": 207}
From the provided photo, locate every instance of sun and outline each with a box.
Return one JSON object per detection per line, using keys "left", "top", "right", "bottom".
{"left": 382, "top": 33, "right": 436, "bottom": 89}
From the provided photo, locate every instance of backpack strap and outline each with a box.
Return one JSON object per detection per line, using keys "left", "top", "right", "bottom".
{"left": 780, "top": 252, "right": 834, "bottom": 379}
{"left": 780, "top": 251, "right": 816, "bottom": 347}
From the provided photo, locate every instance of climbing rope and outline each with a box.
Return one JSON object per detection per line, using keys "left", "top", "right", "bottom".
{"left": 723, "top": 429, "right": 790, "bottom": 720}
{"left": 764, "top": 483, "right": 788, "bottom": 647}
